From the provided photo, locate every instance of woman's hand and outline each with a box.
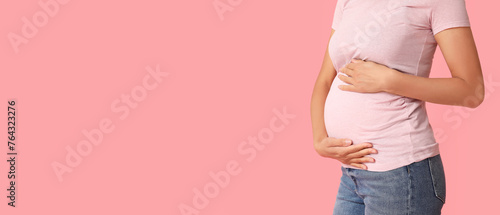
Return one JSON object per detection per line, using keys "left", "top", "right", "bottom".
{"left": 314, "top": 137, "right": 378, "bottom": 170}
{"left": 337, "top": 59, "right": 396, "bottom": 93}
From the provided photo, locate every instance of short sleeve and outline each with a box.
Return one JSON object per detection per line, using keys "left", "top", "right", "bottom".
{"left": 331, "top": 0, "right": 345, "bottom": 30}
{"left": 431, "top": 0, "right": 471, "bottom": 35}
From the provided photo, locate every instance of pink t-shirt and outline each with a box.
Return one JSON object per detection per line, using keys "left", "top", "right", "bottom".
{"left": 325, "top": 0, "right": 471, "bottom": 171}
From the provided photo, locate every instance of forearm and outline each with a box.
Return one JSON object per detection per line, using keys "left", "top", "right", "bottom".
{"left": 385, "top": 70, "right": 484, "bottom": 108}
{"left": 310, "top": 80, "right": 331, "bottom": 144}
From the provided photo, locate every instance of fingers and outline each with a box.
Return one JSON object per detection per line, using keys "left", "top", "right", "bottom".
{"left": 349, "top": 156, "right": 375, "bottom": 164}
{"left": 322, "top": 139, "right": 378, "bottom": 170}
{"left": 325, "top": 139, "right": 375, "bottom": 155}
{"left": 344, "top": 142, "right": 373, "bottom": 155}
{"left": 343, "top": 144, "right": 376, "bottom": 170}
{"left": 338, "top": 84, "right": 358, "bottom": 92}
{"left": 337, "top": 73, "right": 354, "bottom": 84}
{"left": 346, "top": 147, "right": 378, "bottom": 159}
{"left": 344, "top": 62, "right": 355, "bottom": 70}
{"left": 349, "top": 163, "right": 367, "bottom": 170}
{"left": 345, "top": 157, "right": 374, "bottom": 170}
{"left": 340, "top": 66, "right": 354, "bottom": 76}
{"left": 347, "top": 157, "right": 375, "bottom": 170}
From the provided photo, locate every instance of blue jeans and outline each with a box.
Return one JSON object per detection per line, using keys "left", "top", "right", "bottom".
{"left": 333, "top": 154, "right": 446, "bottom": 215}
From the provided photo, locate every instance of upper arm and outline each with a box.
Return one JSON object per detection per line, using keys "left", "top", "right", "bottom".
{"left": 316, "top": 0, "right": 344, "bottom": 87}
{"left": 316, "top": 29, "right": 337, "bottom": 87}
{"left": 428, "top": 0, "right": 484, "bottom": 105}
{"left": 434, "top": 27, "right": 484, "bottom": 101}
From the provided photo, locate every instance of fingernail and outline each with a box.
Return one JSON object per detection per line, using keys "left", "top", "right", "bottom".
{"left": 344, "top": 139, "right": 352, "bottom": 144}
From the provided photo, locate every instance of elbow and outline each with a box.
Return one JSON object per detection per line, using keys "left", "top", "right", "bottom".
{"left": 463, "top": 96, "right": 483, "bottom": 108}
{"left": 462, "top": 84, "right": 485, "bottom": 108}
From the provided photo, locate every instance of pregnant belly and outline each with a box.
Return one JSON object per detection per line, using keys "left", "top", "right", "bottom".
{"left": 324, "top": 75, "right": 411, "bottom": 144}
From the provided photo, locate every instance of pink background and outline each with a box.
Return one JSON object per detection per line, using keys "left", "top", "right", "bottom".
{"left": 0, "top": 0, "right": 498, "bottom": 214}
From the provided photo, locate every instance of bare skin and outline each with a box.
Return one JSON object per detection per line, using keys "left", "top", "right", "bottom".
{"left": 338, "top": 27, "right": 484, "bottom": 108}
{"left": 310, "top": 29, "right": 377, "bottom": 170}
{"left": 311, "top": 27, "right": 484, "bottom": 169}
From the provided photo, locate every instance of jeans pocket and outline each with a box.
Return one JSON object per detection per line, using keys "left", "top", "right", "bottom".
{"left": 428, "top": 154, "right": 446, "bottom": 204}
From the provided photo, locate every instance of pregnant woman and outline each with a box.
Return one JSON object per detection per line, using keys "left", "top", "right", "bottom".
{"left": 310, "top": 0, "right": 484, "bottom": 214}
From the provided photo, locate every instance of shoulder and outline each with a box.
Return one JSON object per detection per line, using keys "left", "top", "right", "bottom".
{"left": 426, "top": 0, "right": 467, "bottom": 9}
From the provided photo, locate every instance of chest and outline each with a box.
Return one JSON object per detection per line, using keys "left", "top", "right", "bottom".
{"left": 329, "top": 0, "right": 436, "bottom": 71}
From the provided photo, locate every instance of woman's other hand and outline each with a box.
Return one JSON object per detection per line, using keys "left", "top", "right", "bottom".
{"left": 314, "top": 137, "right": 377, "bottom": 170}
{"left": 337, "top": 59, "right": 396, "bottom": 93}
